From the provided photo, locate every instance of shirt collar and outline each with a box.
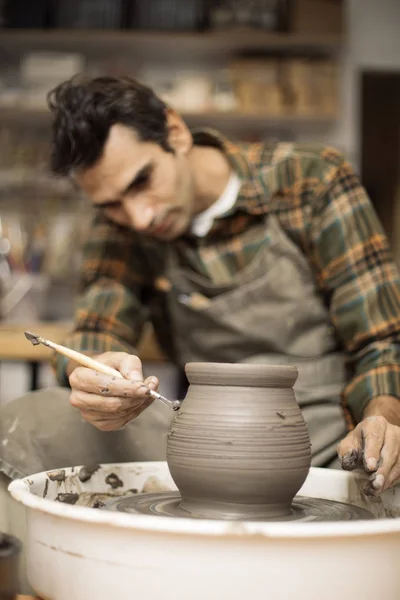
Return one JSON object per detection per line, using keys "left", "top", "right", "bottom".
{"left": 191, "top": 128, "right": 268, "bottom": 216}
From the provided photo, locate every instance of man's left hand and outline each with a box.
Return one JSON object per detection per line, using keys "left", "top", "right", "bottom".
{"left": 337, "top": 396, "right": 400, "bottom": 495}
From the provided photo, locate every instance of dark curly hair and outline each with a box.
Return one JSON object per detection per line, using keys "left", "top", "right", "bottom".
{"left": 47, "top": 75, "right": 171, "bottom": 175}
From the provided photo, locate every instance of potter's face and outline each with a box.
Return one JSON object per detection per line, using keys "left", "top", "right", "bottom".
{"left": 75, "top": 117, "right": 195, "bottom": 241}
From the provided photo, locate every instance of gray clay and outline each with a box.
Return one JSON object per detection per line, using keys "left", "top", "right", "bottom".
{"left": 166, "top": 362, "right": 312, "bottom": 519}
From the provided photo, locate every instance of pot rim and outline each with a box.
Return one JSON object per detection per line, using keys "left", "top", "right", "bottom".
{"left": 185, "top": 362, "right": 298, "bottom": 388}
{"left": 8, "top": 464, "right": 400, "bottom": 540}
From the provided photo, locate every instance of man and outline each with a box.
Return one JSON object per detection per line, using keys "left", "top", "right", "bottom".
{"left": 2, "top": 75, "right": 400, "bottom": 495}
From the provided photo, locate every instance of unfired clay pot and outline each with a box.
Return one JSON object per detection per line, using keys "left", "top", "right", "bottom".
{"left": 167, "top": 362, "right": 311, "bottom": 519}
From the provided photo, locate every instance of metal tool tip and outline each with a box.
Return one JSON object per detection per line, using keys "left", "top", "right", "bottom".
{"left": 24, "top": 331, "right": 40, "bottom": 345}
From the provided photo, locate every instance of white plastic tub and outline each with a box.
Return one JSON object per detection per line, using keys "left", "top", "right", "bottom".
{"left": 9, "top": 463, "right": 400, "bottom": 600}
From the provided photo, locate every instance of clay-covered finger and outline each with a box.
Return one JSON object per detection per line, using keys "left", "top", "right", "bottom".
{"left": 365, "top": 427, "right": 400, "bottom": 494}
{"left": 79, "top": 408, "right": 138, "bottom": 426}
{"left": 79, "top": 405, "right": 134, "bottom": 420}
{"left": 361, "top": 416, "right": 387, "bottom": 472}
{"left": 79, "top": 400, "right": 151, "bottom": 430}
{"left": 337, "top": 430, "right": 360, "bottom": 470}
{"left": 85, "top": 351, "right": 144, "bottom": 383}
{"left": 70, "top": 388, "right": 149, "bottom": 413}
{"left": 115, "top": 353, "right": 144, "bottom": 381}
{"left": 70, "top": 366, "right": 148, "bottom": 398}
{"left": 384, "top": 460, "right": 400, "bottom": 491}
{"left": 144, "top": 375, "right": 159, "bottom": 392}
{"left": 96, "top": 351, "right": 142, "bottom": 372}
{"left": 84, "top": 416, "right": 132, "bottom": 431}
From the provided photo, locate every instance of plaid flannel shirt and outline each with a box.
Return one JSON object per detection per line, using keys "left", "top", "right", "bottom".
{"left": 55, "top": 128, "right": 400, "bottom": 424}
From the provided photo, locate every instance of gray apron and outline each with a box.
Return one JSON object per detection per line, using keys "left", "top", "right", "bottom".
{"left": 0, "top": 217, "right": 348, "bottom": 478}
{"left": 164, "top": 215, "right": 348, "bottom": 467}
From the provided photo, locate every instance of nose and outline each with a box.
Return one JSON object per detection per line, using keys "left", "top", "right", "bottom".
{"left": 124, "top": 197, "right": 155, "bottom": 231}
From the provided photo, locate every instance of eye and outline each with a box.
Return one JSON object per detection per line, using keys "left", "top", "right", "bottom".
{"left": 95, "top": 201, "right": 122, "bottom": 212}
{"left": 132, "top": 174, "right": 149, "bottom": 189}
{"left": 127, "top": 166, "right": 153, "bottom": 193}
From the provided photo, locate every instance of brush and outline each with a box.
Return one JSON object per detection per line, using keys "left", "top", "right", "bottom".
{"left": 24, "top": 330, "right": 181, "bottom": 411}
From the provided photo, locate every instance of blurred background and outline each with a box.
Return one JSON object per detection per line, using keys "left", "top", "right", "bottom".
{"left": 0, "top": 0, "right": 399, "bottom": 402}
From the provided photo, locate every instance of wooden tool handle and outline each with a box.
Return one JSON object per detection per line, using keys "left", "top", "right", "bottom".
{"left": 53, "top": 342, "right": 124, "bottom": 379}
{"left": 51, "top": 339, "right": 177, "bottom": 409}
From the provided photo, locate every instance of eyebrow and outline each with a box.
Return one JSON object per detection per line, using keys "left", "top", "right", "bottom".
{"left": 94, "top": 163, "right": 153, "bottom": 208}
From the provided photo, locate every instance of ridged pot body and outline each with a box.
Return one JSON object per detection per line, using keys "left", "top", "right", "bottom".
{"left": 167, "top": 363, "right": 312, "bottom": 519}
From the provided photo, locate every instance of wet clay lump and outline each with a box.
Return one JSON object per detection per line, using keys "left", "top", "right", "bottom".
{"left": 166, "top": 362, "right": 312, "bottom": 519}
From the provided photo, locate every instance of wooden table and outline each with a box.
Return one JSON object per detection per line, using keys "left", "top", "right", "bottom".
{"left": 0, "top": 321, "right": 166, "bottom": 390}
{"left": 0, "top": 321, "right": 72, "bottom": 390}
{"left": 0, "top": 322, "right": 72, "bottom": 362}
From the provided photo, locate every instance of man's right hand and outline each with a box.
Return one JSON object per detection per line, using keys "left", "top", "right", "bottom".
{"left": 68, "top": 352, "right": 159, "bottom": 431}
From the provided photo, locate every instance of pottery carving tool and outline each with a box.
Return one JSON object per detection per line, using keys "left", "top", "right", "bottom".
{"left": 24, "top": 330, "right": 181, "bottom": 411}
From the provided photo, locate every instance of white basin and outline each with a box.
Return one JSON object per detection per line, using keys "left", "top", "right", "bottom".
{"left": 9, "top": 463, "right": 400, "bottom": 600}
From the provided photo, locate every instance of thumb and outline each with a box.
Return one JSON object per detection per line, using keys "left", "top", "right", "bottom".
{"left": 118, "top": 353, "right": 144, "bottom": 382}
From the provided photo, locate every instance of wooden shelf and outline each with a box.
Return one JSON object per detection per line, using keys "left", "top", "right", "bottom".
{"left": 0, "top": 29, "right": 343, "bottom": 58}
{"left": 0, "top": 107, "right": 336, "bottom": 132}
{"left": 0, "top": 107, "right": 51, "bottom": 124}
{"left": 0, "top": 167, "right": 72, "bottom": 192}
{"left": 183, "top": 111, "right": 336, "bottom": 130}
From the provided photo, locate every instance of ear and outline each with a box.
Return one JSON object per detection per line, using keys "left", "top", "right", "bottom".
{"left": 166, "top": 109, "right": 193, "bottom": 155}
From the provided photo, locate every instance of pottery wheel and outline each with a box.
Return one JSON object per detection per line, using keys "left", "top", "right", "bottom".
{"left": 101, "top": 492, "right": 374, "bottom": 522}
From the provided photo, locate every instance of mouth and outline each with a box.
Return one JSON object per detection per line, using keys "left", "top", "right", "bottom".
{"left": 153, "top": 220, "right": 173, "bottom": 236}
{"left": 150, "top": 212, "right": 180, "bottom": 238}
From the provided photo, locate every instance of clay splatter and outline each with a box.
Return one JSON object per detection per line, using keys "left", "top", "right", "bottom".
{"left": 79, "top": 464, "right": 100, "bottom": 483}
{"left": 8, "top": 417, "right": 18, "bottom": 434}
{"left": 75, "top": 492, "right": 131, "bottom": 508}
{"left": 105, "top": 473, "right": 123, "bottom": 489}
{"left": 48, "top": 470, "right": 66, "bottom": 483}
{"left": 56, "top": 493, "right": 79, "bottom": 505}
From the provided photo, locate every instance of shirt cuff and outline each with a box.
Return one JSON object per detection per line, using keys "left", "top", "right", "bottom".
{"left": 344, "top": 364, "right": 400, "bottom": 424}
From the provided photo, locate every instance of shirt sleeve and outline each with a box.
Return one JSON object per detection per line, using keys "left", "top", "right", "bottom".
{"left": 309, "top": 154, "right": 400, "bottom": 424}
{"left": 53, "top": 213, "right": 149, "bottom": 386}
